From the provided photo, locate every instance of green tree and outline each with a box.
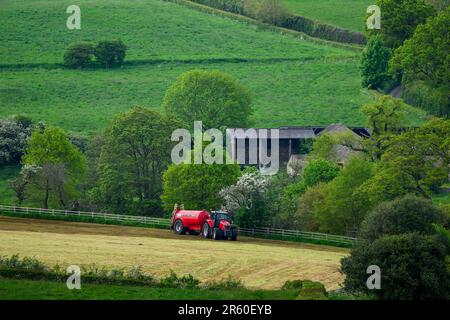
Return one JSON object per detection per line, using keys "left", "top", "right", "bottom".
{"left": 360, "top": 194, "right": 445, "bottom": 241}
{"left": 316, "top": 157, "right": 374, "bottom": 235}
{"left": 360, "top": 35, "right": 393, "bottom": 89}
{"left": 22, "top": 127, "right": 86, "bottom": 209}
{"left": 341, "top": 233, "right": 449, "bottom": 299}
{"left": 94, "top": 108, "right": 178, "bottom": 215}
{"left": 383, "top": 118, "right": 449, "bottom": 195}
{"left": 161, "top": 160, "right": 240, "bottom": 211}
{"left": 94, "top": 40, "right": 127, "bottom": 68}
{"left": 390, "top": 9, "right": 449, "bottom": 88}
{"left": 63, "top": 42, "right": 94, "bottom": 68}
{"left": 295, "top": 183, "right": 326, "bottom": 231}
{"left": 163, "top": 70, "right": 253, "bottom": 129}
{"left": 303, "top": 159, "right": 340, "bottom": 187}
{"left": 374, "top": 0, "right": 436, "bottom": 48}
{"left": 361, "top": 95, "right": 407, "bottom": 160}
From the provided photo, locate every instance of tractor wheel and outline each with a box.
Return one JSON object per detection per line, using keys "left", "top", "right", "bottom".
{"left": 202, "top": 223, "right": 211, "bottom": 238}
{"left": 231, "top": 229, "right": 237, "bottom": 241}
{"left": 213, "top": 227, "right": 223, "bottom": 240}
{"left": 174, "top": 220, "right": 185, "bottom": 235}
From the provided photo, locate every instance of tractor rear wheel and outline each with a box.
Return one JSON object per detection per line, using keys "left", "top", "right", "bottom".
{"left": 231, "top": 229, "right": 237, "bottom": 241}
{"left": 202, "top": 223, "right": 211, "bottom": 238}
{"left": 174, "top": 220, "right": 186, "bottom": 235}
{"left": 213, "top": 227, "right": 223, "bottom": 240}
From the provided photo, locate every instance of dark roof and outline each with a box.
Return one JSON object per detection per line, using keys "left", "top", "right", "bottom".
{"left": 228, "top": 126, "right": 371, "bottom": 139}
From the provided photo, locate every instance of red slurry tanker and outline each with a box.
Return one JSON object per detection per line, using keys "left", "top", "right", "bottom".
{"left": 171, "top": 206, "right": 238, "bottom": 241}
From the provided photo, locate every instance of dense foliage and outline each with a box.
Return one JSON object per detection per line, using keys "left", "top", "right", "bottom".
{"left": 359, "top": 194, "right": 445, "bottom": 241}
{"left": 91, "top": 107, "right": 178, "bottom": 215}
{"left": 63, "top": 42, "right": 94, "bottom": 68}
{"left": 94, "top": 40, "right": 127, "bottom": 68}
{"left": 360, "top": 35, "right": 393, "bottom": 90}
{"left": 163, "top": 70, "right": 253, "bottom": 129}
{"left": 341, "top": 233, "right": 449, "bottom": 299}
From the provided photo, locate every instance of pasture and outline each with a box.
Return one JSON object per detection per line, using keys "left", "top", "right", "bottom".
{"left": 0, "top": 216, "right": 349, "bottom": 290}
{"left": 281, "top": 0, "right": 373, "bottom": 32}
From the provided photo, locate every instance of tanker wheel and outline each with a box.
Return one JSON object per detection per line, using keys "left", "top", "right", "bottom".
{"left": 202, "top": 223, "right": 211, "bottom": 239}
{"left": 174, "top": 220, "right": 185, "bottom": 235}
{"left": 231, "top": 229, "right": 237, "bottom": 241}
{"left": 213, "top": 227, "right": 223, "bottom": 240}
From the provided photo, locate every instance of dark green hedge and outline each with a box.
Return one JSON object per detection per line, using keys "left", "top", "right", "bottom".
{"left": 282, "top": 14, "right": 366, "bottom": 45}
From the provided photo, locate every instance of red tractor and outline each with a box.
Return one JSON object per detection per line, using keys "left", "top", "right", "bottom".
{"left": 171, "top": 207, "right": 238, "bottom": 241}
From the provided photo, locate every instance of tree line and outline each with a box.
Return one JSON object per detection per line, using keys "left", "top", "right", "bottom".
{"left": 360, "top": 0, "right": 449, "bottom": 117}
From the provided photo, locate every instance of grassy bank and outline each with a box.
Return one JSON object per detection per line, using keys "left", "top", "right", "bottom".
{"left": 0, "top": 278, "right": 298, "bottom": 300}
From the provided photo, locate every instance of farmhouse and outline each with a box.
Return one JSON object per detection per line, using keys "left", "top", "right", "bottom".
{"left": 226, "top": 124, "right": 370, "bottom": 167}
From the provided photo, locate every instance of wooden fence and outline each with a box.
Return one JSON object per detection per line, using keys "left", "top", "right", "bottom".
{"left": 0, "top": 205, "right": 356, "bottom": 245}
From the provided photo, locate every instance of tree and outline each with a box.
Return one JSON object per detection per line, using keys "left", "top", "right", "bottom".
{"left": 360, "top": 35, "right": 393, "bottom": 90}
{"left": 63, "top": 42, "right": 94, "bottom": 68}
{"left": 361, "top": 118, "right": 449, "bottom": 204}
{"left": 341, "top": 233, "right": 449, "bottom": 299}
{"left": 389, "top": 9, "right": 449, "bottom": 116}
{"left": 302, "top": 159, "right": 340, "bottom": 187}
{"left": 374, "top": 0, "right": 436, "bottom": 48}
{"left": 94, "top": 40, "right": 127, "bottom": 68}
{"left": 381, "top": 118, "right": 449, "bottom": 196}
{"left": 316, "top": 157, "right": 374, "bottom": 236}
{"left": 0, "top": 117, "right": 32, "bottom": 166}
{"left": 163, "top": 70, "right": 253, "bottom": 129}
{"left": 22, "top": 127, "right": 86, "bottom": 208}
{"left": 390, "top": 9, "right": 449, "bottom": 87}
{"left": 360, "top": 194, "right": 445, "bottom": 241}
{"left": 251, "top": 0, "right": 288, "bottom": 25}
{"left": 94, "top": 108, "right": 177, "bottom": 215}
{"left": 361, "top": 95, "right": 407, "bottom": 160}
{"left": 219, "top": 169, "right": 270, "bottom": 227}
{"left": 295, "top": 183, "right": 326, "bottom": 231}
{"left": 162, "top": 160, "right": 240, "bottom": 212}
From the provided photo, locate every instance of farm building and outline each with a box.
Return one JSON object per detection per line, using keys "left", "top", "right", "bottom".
{"left": 226, "top": 125, "right": 370, "bottom": 170}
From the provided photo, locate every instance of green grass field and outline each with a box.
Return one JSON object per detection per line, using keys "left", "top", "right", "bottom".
{"left": 281, "top": 0, "right": 372, "bottom": 32}
{"left": 0, "top": 0, "right": 427, "bottom": 132}
{"left": 0, "top": 0, "right": 352, "bottom": 65}
{"left": 0, "top": 278, "right": 299, "bottom": 300}
{"left": 0, "top": 60, "right": 380, "bottom": 132}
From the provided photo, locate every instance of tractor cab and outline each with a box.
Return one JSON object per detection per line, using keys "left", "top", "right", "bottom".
{"left": 210, "top": 211, "right": 233, "bottom": 227}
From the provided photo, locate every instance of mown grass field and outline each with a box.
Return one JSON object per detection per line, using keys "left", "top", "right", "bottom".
{"left": 0, "top": 278, "right": 299, "bottom": 300}
{"left": 281, "top": 0, "right": 372, "bottom": 32}
{"left": 0, "top": 216, "right": 349, "bottom": 290}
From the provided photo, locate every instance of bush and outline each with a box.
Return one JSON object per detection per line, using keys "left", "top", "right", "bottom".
{"left": 203, "top": 275, "right": 244, "bottom": 289}
{"left": 341, "top": 233, "right": 449, "bottom": 300}
{"left": 94, "top": 40, "right": 127, "bottom": 68}
{"left": 360, "top": 194, "right": 445, "bottom": 241}
{"left": 64, "top": 42, "right": 94, "bottom": 68}
{"left": 433, "top": 224, "right": 450, "bottom": 255}
{"left": 281, "top": 279, "right": 304, "bottom": 290}
{"left": 303, "top": 159, "right": 340, "bottom": 187}
{"left": 159, "top": 270, "right": 200, "bottom": 289}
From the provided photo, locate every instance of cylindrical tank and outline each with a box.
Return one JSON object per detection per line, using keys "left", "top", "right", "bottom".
{"left": 173, "top": 210, "right": 210, "bottom": 227}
